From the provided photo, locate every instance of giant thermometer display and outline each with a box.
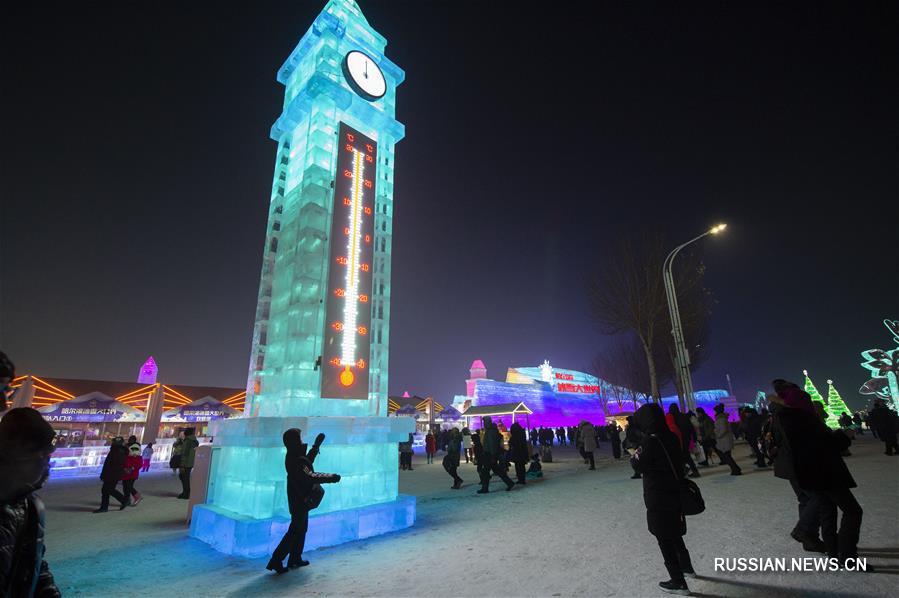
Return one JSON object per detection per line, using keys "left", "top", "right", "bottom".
{"left": 321, "top": 122, "right": 376, "bottom": 400}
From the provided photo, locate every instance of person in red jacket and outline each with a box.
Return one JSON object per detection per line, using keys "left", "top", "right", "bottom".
{"left": 665, "top": 411, "right": 683, "bottom": 446}
{"left": 425, "top": 432, "right": 437, "bottom": 464}
{"left": 121, "top": 444, "right": 143, "bottom": 506}
{"left": 668, "top": 404, "right": 701, "bottom": 478}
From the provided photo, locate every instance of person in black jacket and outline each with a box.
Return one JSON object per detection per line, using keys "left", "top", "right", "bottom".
{"left": 0, "top": 351, "right": 16, "bottom": 412}
{"left": 94, "top": 437, "right": 129, "bottom": 512}
{"left": 867, "top": 400, "right": 898, "bottom": 455}
{"left": 608, "top": 422, "right": 622, "bottom": 460}
{"left": 267, "top": 428, "right": 341, "bottom": 574}
{"left": 443, "top": 428, "right": 464, "bottom": 489}
{"left": 0, "top": 407, "right": 61, "bottom": 598}
{"left": 508, "top": 422, "right": 529, "bottom": 485}
{"left": 631, "top": 403, "right": 695, "bottom": 596}
{"left": 851, "top": 412, "right": 864, "bottom": 435}
{"left": 741, "top": 407, "right": 767, "bottom": 468}
{"left": 766, "top": 389, "right": 826, "bottom": 553}
{"left": 773, "top": 380, "right": 864, "bottom": 566}
{"left": 470, "top": 429, "right": 485, "bottom": 471}
{"left": 477, "top": 417, "right": 515, "bottom": 493}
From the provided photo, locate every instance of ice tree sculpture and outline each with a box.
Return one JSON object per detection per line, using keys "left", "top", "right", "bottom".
{"left": 825, "top": 379, "right": 850, "bottom": 428}
{"left": 803, "top": 369, "right": 828, "bottom": 414}
{"left": 859, "top": 319, "right": 899, "bottom": 411}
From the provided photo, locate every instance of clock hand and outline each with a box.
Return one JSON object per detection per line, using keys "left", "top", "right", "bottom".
{"left": 364, "top": 59, "right": 368, "bottom": 79}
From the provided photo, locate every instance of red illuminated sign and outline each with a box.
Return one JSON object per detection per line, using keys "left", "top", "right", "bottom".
{"left": 321, "top": 123, "right": 377, "bottom": 400}
{"left": 554, "top": 373, "right": 574, "bottom": 381}
{"left": 556, "top": 383, "right": 600, "bottom": 394}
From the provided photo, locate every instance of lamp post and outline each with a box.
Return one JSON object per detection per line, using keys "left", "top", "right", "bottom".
{"left": 663, "top": 223, "right": 727, "bottom": 412}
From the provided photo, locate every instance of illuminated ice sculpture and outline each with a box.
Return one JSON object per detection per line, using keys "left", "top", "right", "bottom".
{"left": 859, "top": 319, "right": 899, "bottom": 412}
{"left": 137, "top": 356, "right": 158, "bottom": 384}
{"left": 190, "top": 0, "right": 414, "bottom": 557}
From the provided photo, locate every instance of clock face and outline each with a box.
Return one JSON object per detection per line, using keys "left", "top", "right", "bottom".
{"left": 342, "top": 50, "right": 386, "bottom": 101}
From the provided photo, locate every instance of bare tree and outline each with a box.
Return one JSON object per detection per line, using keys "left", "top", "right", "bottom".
{"left": 592, "top": 333, "right": 655, "bottom": 411}
{"left": 588, "top": 231, "right": 715, "bottom": 405}
{"left": 587, "top": 234, "right": 671, "bottom": 401}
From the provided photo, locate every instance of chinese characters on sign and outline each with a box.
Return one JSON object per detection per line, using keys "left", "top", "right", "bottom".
{"left": 551, "top": 371, "right": 598, "bottom": 393}
{"left": 40, "top": 399, "right": 132, "bottom": 423}
{"left": 556, "top": 383, "right": 600, "bottom": 394}
{"left": 321, "top": 123, "right": 377, "bottom": 400}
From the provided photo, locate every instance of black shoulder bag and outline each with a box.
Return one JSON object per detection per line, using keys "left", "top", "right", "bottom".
{"left": 305, "top": 484, "right": 325, "bottom": 510}
{"left": 655, "top": 435, "right": 705, "bottom": 516}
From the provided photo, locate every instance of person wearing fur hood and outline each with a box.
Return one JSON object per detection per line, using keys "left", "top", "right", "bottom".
{"left": 266, "top": 429, "right": 341, "bottom": 574}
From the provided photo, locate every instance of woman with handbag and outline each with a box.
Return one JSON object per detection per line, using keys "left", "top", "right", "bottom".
{"left": 631, "top": 403, "right": 696, "bottom": 596}
{"left": 267, "top": 428, "right": 341, "bottom": 574}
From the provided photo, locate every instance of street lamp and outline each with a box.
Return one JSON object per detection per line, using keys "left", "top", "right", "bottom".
{"left": 663, "top": 223, "right": 727, "bottom": 412}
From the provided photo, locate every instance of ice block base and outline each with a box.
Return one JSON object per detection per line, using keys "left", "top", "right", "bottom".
{"left": 189, "top": 495, "right": 416, "bottom": 558}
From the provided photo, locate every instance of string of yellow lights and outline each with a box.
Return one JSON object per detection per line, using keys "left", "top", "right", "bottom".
{"left": 28, "top": 377, "right": 76, "bottom": 401}
{"left": 221, "top": 390, "right": 246, "bottom": 405}
{"left": 162, "top": 385, "right": 192, "bottom": 403}
{"left": 115, "top": 383, "right": 158, "bottom": 402}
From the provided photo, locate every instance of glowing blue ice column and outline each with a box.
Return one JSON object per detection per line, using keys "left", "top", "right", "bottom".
{"left": 191, "top": 0, "right": 413, "bottom": 557}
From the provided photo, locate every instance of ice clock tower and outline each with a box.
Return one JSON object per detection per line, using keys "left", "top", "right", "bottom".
{"left": 191, "top": 0, "right": 415, "bottom": 557}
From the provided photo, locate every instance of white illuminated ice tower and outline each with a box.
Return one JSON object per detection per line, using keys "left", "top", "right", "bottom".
{"left": 190, "top": 0, "right": 414, "bottom": 557}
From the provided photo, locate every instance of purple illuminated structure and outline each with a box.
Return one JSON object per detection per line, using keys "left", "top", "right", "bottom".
{"left": 455, "top": 360, "right": 607, "bottom": 428}
{"left": 453, "top": 359, "right": 736, "bottom": 428}
{"left": 137, "top": 356, "right": 158, "bottom": 384}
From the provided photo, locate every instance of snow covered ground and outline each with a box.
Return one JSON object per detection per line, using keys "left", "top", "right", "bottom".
{"left": 39, "top": 434, "right": 897, "bottom": 597}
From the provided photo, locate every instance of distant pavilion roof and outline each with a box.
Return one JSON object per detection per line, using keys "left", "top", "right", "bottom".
{"left": 461, "top": 402, "right": 533, "bottom": 417}
{"left": 9, "top": 375, "right": 245, "bottom": 412}
{"left": 387, "top": 395, "right": 444, "bottom": 415}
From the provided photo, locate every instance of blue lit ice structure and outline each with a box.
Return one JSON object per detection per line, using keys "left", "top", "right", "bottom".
{"left": 190, "top": 0, "right": 414, "bottom": 558}
{"left": 190, "top": 416, "right": 414, "bottom": 557}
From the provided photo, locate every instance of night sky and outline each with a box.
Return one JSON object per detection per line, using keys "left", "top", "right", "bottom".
{"left": 2, "top": 1, "right": 895, "bottom": 409}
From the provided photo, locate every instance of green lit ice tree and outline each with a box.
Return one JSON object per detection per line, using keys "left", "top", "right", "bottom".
{"left": 825, "top": 379, "right": 850, "bottom": 428}
{"left": 803, "top": 369, "right": 828, "bottom": 415}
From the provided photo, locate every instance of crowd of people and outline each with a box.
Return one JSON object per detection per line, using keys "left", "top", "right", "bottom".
{"left": 397, "top": 388, "right": 897, "bottom": 595}
{"left": 630, "top": 379, "right": 895, "bottom": 595}
{"left": 91, "top": 427, "right": 198, "bottom": 512}
{"left": 411, "top": 419, "right": 616, "bottom": 492}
